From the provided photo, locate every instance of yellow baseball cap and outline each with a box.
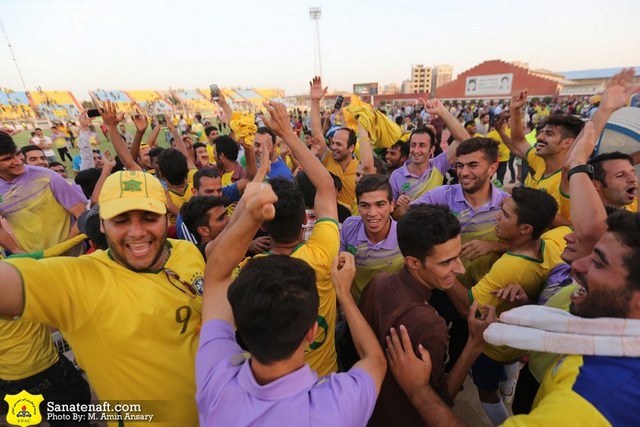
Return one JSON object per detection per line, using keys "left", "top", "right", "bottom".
{"left": 99, "top": 171, "right": 167, "bottom": 219}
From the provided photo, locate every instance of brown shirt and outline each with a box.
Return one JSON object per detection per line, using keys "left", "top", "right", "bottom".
{"left": 360, "top": 268, "right": 451, "bottom": 427}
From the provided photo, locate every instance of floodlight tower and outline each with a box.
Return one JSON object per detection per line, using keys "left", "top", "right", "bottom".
{"left": 0, "top": 20, "right": 28, "bottom": 92}
{"left": 309, "top": 7, "right": 322, "bottom": 78}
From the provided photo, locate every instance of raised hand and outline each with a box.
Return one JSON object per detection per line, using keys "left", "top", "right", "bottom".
{"left": 262, "top": 101, "right": 296, "bottom": 138}
{"left": 243, "top": 182, "right": 278, "bottom": 222}
{"left": 600, "top": 68, "right": 640, "bottom": 112}
{"left": 510, "top": 90, "right": 528, "bottom": 111}
{"left": 330, "top": 252, "right": 356, "bottom": 298}
{"left": 309, "top": 76, "right": 328, "bottom": 101}
{"left": 132, "top": 105, "right": 149, "bottom": 132}
{"left": 568, "top": 121, "right": 597, "bottom": 166}
{"left": 99, "top": 101, "right": 125, "bottom": 126}
{"left": 423, "top": 98, "right": 445, "bottom": 115}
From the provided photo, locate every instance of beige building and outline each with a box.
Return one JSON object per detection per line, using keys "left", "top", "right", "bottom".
{"left": 432, "top": 64, "right": 453, "bottom": 93}
{"left": 404, "top": 64, "right": 432, "bottom": 94}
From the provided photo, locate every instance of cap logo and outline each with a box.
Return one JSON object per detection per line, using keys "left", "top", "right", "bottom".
{"left": 122, "top": 179, "right": 143, "bottom": 192}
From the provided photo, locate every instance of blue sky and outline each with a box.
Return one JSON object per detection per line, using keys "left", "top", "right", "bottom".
{"left": 1, "top": 0, "right": 638, "bottom": 100}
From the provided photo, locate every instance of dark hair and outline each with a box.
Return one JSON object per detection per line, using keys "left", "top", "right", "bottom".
{"left": 456, "top": 137, "right": 499, "bottom": 164}
{"left": 409, "top": 127, "right": 437, "bottom": 148}
{"left": 74, "top": 168, "right": 102, "bottom": 198}
{"left": 193, "top": 167, "right": 220, "bottom": 191}
{"left": 228, "top": 255, "right": 318, "bottom": 364}
{"left": 543, "top": 114, "right": 585, "bottom": 140}
{"left": 464, "top": 120, "right": 476, "bottom": 129}
{"left": 391, "top": 140, "right": 410, "bottom": 158}
{"left": 264, "top": 178, "right": 305, "bottom": 243}
{"left": 180, "top": 196, "right": 226, "bottom": 243}
{"left": 205, "top": 125, "right": 219, "bottom": 136}
{"left": 373, "top": 156, "right": 390, "bottom": 177}
{"left": 606, "top": 210, "right": 640, "bottom": 291}
{"left": 214, "top": 135, "right": 239, "bottom": 162}
{"left": 510, "top": 187, "right": 558, "bottom": 240}
{"left": 148, "top": 146, "right": 165, "bottom": 159}
{"left": 295, "top": 171, "right": 342, "bottom": 208}
{"left": 356, "top": 174, "right": 392, "bottom": 202}
{"left": 157, "top": 148, "right": 188, "bottom": 185}
{"left": 20, "top": 144, "right": 45, "bottom": 156}
{"left": 49, "top": 161, "right": 64, "bottom": 168}
{"left": 0, "top": 132, "right": 18, "bottom": 156}
{"left": 398, "top": 204, "right": 461, "bottom": 261}
{"left": 336, "top": 127, "right": 357, "bottom": 148}
{"left": 192, "top": 142, "right": 207, "bottom": 151}
{"left": 256, "top": 127, "right": 276, "bottom": 144}
{"left": 588, "top": 151, "right": 634, "bottom": 185}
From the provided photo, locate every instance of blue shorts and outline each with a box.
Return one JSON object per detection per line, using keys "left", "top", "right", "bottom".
{"left": 471, "top": 353, "right": 507, "bottom": 392}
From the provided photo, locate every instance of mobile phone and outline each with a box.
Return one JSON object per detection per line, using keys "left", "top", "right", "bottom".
{"left": 334, "top": 95, "right": 344, "bottom": 111}
{"left": 157, "top": 114, "right": 166, "bottom": 124}
{"left": 210, "top": 84, "right": 220, "bottom": 102}
{"left": 87, "top": 109, "right": 101, "bottom": 118}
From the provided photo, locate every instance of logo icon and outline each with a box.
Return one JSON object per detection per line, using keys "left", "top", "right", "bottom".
{"left": 122, "top": 179, "right": 143, "bottom": 192}
{"left": 4, "top": 390, "right": 44, "bottom": 426}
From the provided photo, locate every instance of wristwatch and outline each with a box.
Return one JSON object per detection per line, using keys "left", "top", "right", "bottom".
{"left": 567, "top": 164, "right": 594, "bottom": 180}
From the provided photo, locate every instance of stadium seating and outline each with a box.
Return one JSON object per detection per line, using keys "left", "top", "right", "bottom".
{"left": 28, "top": 91, "right": 80, "bottom": 121}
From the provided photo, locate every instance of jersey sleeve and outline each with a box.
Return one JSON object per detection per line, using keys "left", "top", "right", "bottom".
{"left": 49, "top": 170, "right": 88, "bottom": 209}
{"left": 471, "top": 256, "right": 520, "bottom": 308}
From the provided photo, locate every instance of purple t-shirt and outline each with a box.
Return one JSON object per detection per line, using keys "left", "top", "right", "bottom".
{"left": 196, "top": 320, "right": 377, "bottom": 427}
{"left": 389, "top": 152, "right": 452, "bottom": 201}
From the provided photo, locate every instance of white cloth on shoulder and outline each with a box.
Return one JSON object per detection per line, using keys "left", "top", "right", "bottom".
{"left": 483, "top": 305, "right": 640, "bottom": 356}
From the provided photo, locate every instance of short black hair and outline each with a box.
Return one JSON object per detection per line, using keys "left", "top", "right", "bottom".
{"left": 336, "top": 127, "right": 357, "bottom": 148}
{"left": 256, "top": 127, "right": 276, "bottom": 144}
{"left": 192, "top": 142, "right": 207, "bottom": 151}
{"left": 543, "top": 114, "right": 585, "bottom": 140}
{"left": 229, "top": 255, "right": 318, "bottom": 364}
{"left": 148, "top": 146, "right": 165, "bottom": 159}
{"left": 456, "top": 137, "right": 499, "bottom": 164}
{"left": 510, "top": 187, "right": 558, "bottom": 240}
{"left": 606, "top": 210, "right": 640, "bottom": 291}
{"left": 214, "top": 135, "right": 239, "bottom": 161}
{"left": 180, "top": 196, "right": 226, "bottom": 243}
{"left": 356, "top": 174, "right": 392, "bottom": 202}
{"left": 21, "top": 144, "right": 45, "bottom": 156}
{"left": 295, "top": 170, "right": 342, "bottom": 209}
{"left": 409, "top": 127, "right": 437, "bottom": 148}
{"left": 74, "top": 168, "right": 101, "bottom": 198}
{"left": 0, "top": 132, "right": 18, "bottom": 156}
{"left": 193, "top": 167, "right": 220, "bottom": 191}
{"left": 398, "top": 204, "right": 461, "bottom": 261}
{"left": 588, "top": 151, "right": 634, "bottom": 184}
{"left": 205, "top": 125, "right": 219, "bottom": 136}
{"left": 49, "top": 161, "right": 64, "bottom": 168}
{"left": 157, "top": 148, "right": 188, "bottom": 185}
{"left": 264, "top": 178, "right": 305, "bottom": 243}
{"left": 391, "top": 140, "right": 410, "bottom": 158}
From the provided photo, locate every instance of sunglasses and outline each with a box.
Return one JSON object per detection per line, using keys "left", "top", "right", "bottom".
{"left": 163, "top": 268, "right": 202, "bottom": 298}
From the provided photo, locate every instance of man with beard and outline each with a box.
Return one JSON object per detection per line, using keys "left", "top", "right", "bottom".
{"left": 385, "top": 121, "right": 640, "bottom": 427}
{"left": 0, "top": 170, "right": 205, "bottom": 426}
{"left": 384, "top": 141, "right": 409, "bottom": 175}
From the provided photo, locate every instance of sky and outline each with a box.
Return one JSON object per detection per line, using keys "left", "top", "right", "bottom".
{"left": 1, "top": 0, "right": 639, "bottom": 100}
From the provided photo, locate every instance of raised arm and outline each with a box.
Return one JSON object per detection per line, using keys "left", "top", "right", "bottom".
{"left": 422, "top": 98, "right": 470, "bottom": 163}
{"left": 507, "top": 90, "right": 534, "bottom": 159}
{"left": 130, "top": 107, "right": 148, "bottom": 165}
{"left": 99, "top": 101, "right": 142, "bottom": 171}
{"left": 357, "top": 122, "right": 376, "bottom": 175}
{"left": 264, "top": 101, "right": 337, "bottom": 219}
{"left": 216, "top": 91, "right": 234, "bottom": 138}
{"left": 165, "top": 116, "right": 196, "bottom": 170}
{"left": 202, "top": 182, "right": 278, "bottom": 324}
{"left": 565, "top": 122, "right": 607, "bottom": 257}
{"left": 331, "top": 252, "right": 386, "bottom": 392}
{"left": 309, "top": 76, "right": 328, "bottom": 158}
{"left": 591, "top": 68, "right": 640, "bottom": 138}
{"left": 90, "top": 150, "right": 117, "bottom": 205}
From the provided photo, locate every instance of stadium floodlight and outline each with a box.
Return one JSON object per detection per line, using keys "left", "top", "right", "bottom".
{"left": 309, "top": 7, "right": 322, "bottom": 78}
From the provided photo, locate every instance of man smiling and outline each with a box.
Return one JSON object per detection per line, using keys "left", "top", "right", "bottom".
{"left": 0, "top": 170, "right": 204, "bottom": 426}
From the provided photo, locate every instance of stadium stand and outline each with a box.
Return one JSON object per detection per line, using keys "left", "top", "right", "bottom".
{"left": 0, "top": 90, "right": 36, "bottom": 121}
{"left": 28, "top": 90, "right": 80, "bottom": 120}
{"left": 126, "top": 90, "right": 173, "bottom": 114}
{"left": 172, "top": 89, "right": 217, "bottom": 114}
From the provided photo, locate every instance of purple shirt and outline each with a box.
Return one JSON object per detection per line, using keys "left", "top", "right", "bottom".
{"left": 412, "top": 184, "right": 510, "bottom": 287}
{"left": 389, "top": 152, "right": 452, "bottom": 201}
{"left": 340, "top": 216, "right": 404, "bottom": 303}
{"left": 196, "top": 320, "right": 377, "bottom": 427}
